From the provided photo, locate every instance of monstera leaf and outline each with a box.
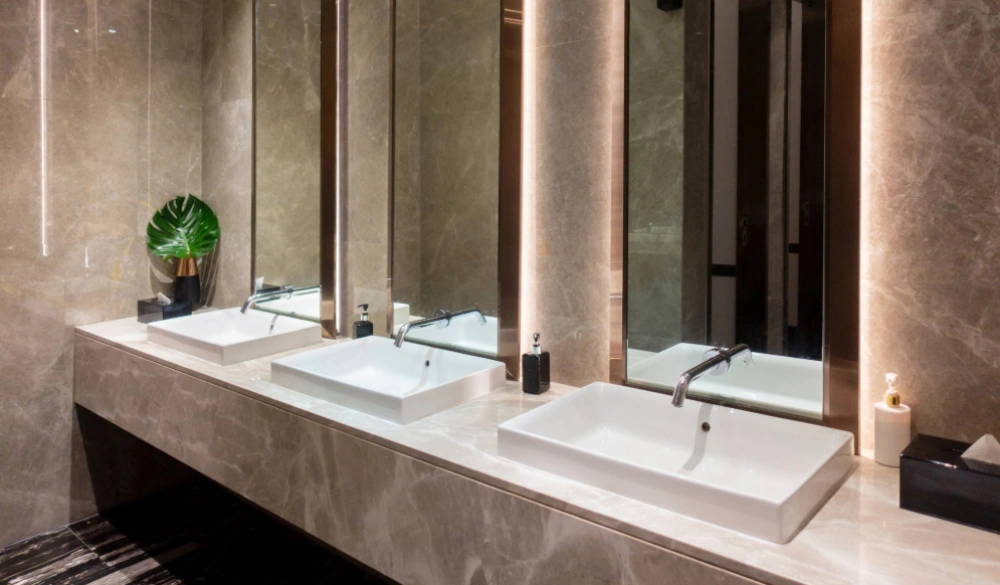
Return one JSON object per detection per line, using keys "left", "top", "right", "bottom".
{"left": 146, "top": 195, "right": 220, "bottom": 260}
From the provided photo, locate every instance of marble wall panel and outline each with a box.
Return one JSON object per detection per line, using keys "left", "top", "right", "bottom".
{"left": 343, "top": 0, "right": 392, "bottom": 332}
{"left": 529, "top": 0, "right": 615, "bottom": 386}
{"left": 254, "top": 0, "right": 322, "bottom": 288}
{"left": 626, "top": 2, "right": 684, "bottom": 352}
{"left": 74, "top": 334, "right": 762, "bottom": 585}
{"left": 202, "top": 0, "right": 253, "bottom": 308}
{"left": 0, "top": 0, "right": 205, "bottom": 547}
{"left": 861, "top": 1, "right": 1000, "bottom": 449}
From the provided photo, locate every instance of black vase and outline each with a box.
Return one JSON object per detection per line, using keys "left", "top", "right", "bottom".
{"left": 174, "top": 275, "right": 201, "bottom": 308}
{"left": 174, "top": 257, "right": 201, "bottom": 308}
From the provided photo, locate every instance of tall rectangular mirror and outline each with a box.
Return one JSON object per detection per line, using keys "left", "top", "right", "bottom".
{"left": 621, "top": 0, "right": 859, "bottom": 427}
{"left": 252, "top": 0, "right": 324, "bottom": 322}
{"left": 389, "top": 0, "right": 522, "bottom": 375}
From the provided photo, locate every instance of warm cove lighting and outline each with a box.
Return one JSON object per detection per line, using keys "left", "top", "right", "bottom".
{"left": 39, "top": 0, "right": 49, "bottom": 257}
{"left": 520, "top": 0, "right": 537, "bottom": 359}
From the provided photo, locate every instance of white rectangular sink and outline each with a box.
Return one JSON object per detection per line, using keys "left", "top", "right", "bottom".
{"left": 271, "top": 336, "right": 506, "bottom": 424}
{"left": 498, "top": 383, "right": 855, "bottom": 543}
{"left": 628, "top": 343, "right": 824, "bottom": 419}
{"left": 146, "top": 308, "right": 323, "bottom": 365}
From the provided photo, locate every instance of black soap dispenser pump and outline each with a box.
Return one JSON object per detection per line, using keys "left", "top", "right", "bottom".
{"left": 353, "top": 304, "right": 374, "bottom": 339}
{"left": 522, "top": 333, "right": 550, "bottom": 394}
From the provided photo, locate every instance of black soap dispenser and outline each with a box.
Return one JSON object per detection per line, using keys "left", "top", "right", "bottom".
{"left": 522, "top": 333, "right": 550, "bottom": 394}
{"left": 353, "top": 304, "right": 374, "bottom": 339}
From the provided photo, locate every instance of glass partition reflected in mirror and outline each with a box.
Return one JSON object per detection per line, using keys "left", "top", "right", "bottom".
{"left": 625, "top": 0, "right": 829, "bottom": 420}
{"left": 390, "top": 0, "right": 503, "bottom": 358}
{"left": 252, "top": 0, "right": 323, "bottom": 322}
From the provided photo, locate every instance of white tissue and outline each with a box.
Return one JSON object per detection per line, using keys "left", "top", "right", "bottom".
{"left": 156, "top": 292, "right": 172, "bottom": 306}
{"left": 961, "top": 434, "right": 1000, "bottom": 476}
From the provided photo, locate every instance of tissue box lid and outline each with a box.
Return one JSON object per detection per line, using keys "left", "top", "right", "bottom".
{"left": 901, "top": 434, "right": 972, "bottom": 469}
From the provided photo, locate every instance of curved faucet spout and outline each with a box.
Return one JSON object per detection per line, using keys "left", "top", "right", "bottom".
{"left": 240, "top": 284, "right": 319, "bottom": 314}
{"left": 671, "top": 344, "right": 752, "bottom": 408}
{"left": 394, "top": 308, "right": 487, "bottom": 348}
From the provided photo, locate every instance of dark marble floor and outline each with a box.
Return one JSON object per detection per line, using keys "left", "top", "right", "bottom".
{"left": 0, "top": 480, "right": 393, "bottom": 585}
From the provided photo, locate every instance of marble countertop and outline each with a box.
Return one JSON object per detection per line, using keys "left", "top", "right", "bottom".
{"left": 76, "top": 318, "right": 1000, "bottom": 585}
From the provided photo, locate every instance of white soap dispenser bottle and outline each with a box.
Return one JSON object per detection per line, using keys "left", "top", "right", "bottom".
{"left": 874, "top": 373, "right": 912, "bottom": 467}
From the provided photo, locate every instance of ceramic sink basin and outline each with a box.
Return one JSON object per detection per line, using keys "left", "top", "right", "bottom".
{"left": 270, "top": 336, "right": 506, "bottom": 424}
{"left": 498, "top": 382, "right": 856, "bottom": 543}
{"left": 146, "top": 308, "right": 322, "bottom": 365}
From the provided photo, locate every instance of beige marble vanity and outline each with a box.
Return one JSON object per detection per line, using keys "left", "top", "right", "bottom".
{"left": 74, "top": 318, "right": 1000, "bottom": 585}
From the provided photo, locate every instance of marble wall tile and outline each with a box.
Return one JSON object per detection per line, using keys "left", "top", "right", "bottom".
{"left": 861, "top": 1, "right": 1000, "bottom": 449}
{"left": 0, "top": 0, "right": 205, "bottom": 546}
{"left": 203, "top": 0, "right": 253, "bottom": 106}
{"left": 531, "top": 5, "right": 614, "bottom": 385}
{"left": 75, "top": 334, "right": 761, "bottom": 585}
{"left": 0, "top": 267, "right": 73, "bottom": 548}
{"left": 201, "top": 93, "right": 253, "bottom": 307}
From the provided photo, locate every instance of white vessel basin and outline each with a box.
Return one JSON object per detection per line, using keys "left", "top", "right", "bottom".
{"left": 627, "top": 343, "right": 824, "bottom": 419}
{"left": 498, "top": 382, "right": 855, "bottom": 543}
{"left": 146, "top": 308, "right": 322, "bottom": 365}
{"left": 271, "top": 336, "right": 506, "bottom": 424}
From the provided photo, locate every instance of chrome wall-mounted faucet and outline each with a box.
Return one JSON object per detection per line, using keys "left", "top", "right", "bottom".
{"left": 672, "top": 344, "right": 753, "bottom": 408}
{"left": 394, "top": 308, "right": 487, "bottom": 348}
{"left": 240, "top": 284, "right": 321, "bottom": 314}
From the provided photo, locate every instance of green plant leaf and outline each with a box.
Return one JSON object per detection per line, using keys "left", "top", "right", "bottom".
{"left": 146, "top": 195, "right": 221, "bottom": 260}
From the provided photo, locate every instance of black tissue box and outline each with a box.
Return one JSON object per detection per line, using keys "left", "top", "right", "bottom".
{"left": 900, "top": 434, "right": 1000, "bottom": 534}
{"left": 137, "top": 298, "right": 192, "bottom": 324}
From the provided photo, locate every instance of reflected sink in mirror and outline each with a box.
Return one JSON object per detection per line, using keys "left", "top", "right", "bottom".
{"left": 256, "top": 288, "right": 321, "bottom": 321}
{"left": 393, "top": 310, "right": 499, "bottom": 358}
{"left": 146, "top": 308, "right": 323, "bottom": 366}
{"left": 498, "top": 383, "right": 855, "bottom": 543}
{"left": 271, "top": 337, "right": 506, "bottom": 424}
{"left": 627, "top": 343, "right": 823, "bottom": 419}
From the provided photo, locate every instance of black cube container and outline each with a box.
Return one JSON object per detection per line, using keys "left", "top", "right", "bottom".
{"left": 900, "top": 434, "right": 1000, "bottom": 534}
{"left": 137, "top": 299, "right": 192, "bottom": 324}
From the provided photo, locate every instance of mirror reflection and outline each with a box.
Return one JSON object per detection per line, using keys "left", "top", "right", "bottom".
{"left": 626, "top": 0, "right": 827, "bottom": 420}
{"left": 252, "top": 0, "right": 323, "bottom": 321}
{"left": 390, "top": 0, "right": 501, "bottom": 358}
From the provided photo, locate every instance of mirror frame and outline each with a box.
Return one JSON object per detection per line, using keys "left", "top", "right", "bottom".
{"left": 611, "top": 0, "right": 861, "bottom": 444}
{"left": 386, "top": 0, "right": 524, "bottom": 379}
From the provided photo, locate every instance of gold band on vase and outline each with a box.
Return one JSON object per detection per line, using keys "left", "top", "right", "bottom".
{"left": 177, "top": 256, "right": 198, "bottom": 277}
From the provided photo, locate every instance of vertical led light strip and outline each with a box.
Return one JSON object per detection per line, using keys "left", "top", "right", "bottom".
{"left": 859, "top": 0, "right": 872, "bottom": 449}
{"left": 39, "top": 0, "right": 48, "bottom": 257}
{"left": 519, "top": 0, "right": 536, "bottom": 356}
{"left": 335, "top": 0, "right": 345, "bottom": 333}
